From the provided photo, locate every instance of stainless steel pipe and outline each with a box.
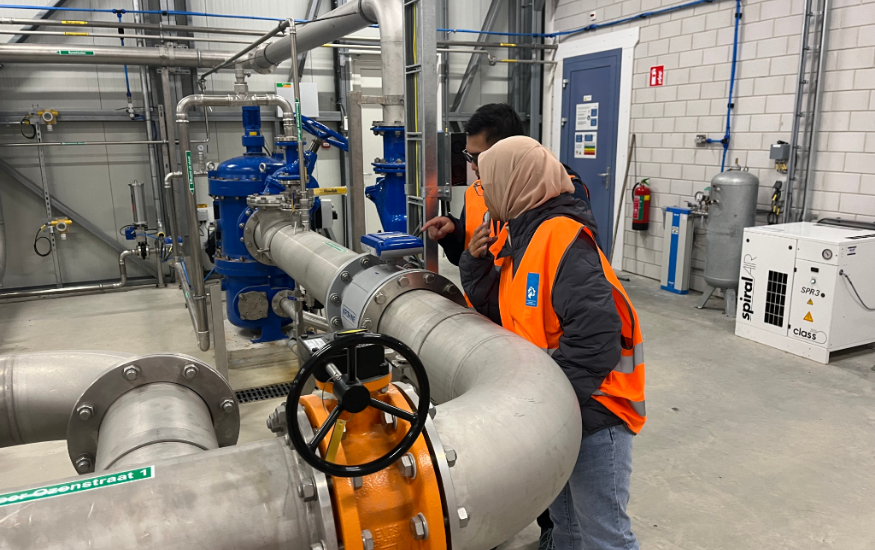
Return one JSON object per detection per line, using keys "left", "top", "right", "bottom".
{"left": 0, "top": 351, "right": 131, "bottom": 447}
{"left": 0, "top": 249, "right": 138, "bottom": 301}
{"left": 0, "top": 43, "right": 230, "bottom": 68}
{"left": 259, "top": 226, "right": 583, "bottom": 550}
{"left": 95, "top": 383, "right": 219, "bottom": 471}
{"left": 249, "top": 0, "right": 404, "bottom": 123}
{"left": 0, "top": 140, "right": 168, "bottom": 147}
{"left": 2, "top": 438, "right": 315, "bottom": 550}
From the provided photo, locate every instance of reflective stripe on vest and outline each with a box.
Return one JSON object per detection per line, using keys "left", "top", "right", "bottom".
{"left": 615, "top": 342, "right": 644, "bottom": 374}
{"left": 497, "top": 216, "right": 646, "bottom": 434}
{"left": 592, "top": 390, "right": 646, "bottom": 416}
{"left": 546, "top": 343, "right": 642, "bottom": 374}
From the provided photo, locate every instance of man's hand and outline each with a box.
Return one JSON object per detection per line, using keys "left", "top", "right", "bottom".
{"left": 422, "top": 216, "right": 455, "bottom": 241}
{"left": 467, "top": 222, "right": 497, "bottom": 259}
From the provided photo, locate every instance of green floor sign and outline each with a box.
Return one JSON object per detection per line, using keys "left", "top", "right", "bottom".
{"left": 0, "top": 466, "right": 154, "bottom": 507}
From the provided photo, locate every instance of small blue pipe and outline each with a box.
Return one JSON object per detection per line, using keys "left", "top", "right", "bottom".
{"left": 720, "top": 0, "right": 742, "bottom": 172}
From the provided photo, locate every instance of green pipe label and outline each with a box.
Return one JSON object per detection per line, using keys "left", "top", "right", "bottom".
{"left": 324, "top": 241, "right": 347, "bottom": 253}
{"left": 57, "top": 50, "right": 94, "bottom": 56}
{"left": 185, "top": 150, "right": 195, "bottom": 194}
{"left": 0, "top": 466, "right": 154, "bottom": 508}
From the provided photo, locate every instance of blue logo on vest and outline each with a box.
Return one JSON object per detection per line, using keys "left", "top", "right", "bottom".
{"left": 525, "top": 273, "right": 540, "bottom": 307}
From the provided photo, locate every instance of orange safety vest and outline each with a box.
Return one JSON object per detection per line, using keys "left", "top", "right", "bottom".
{"left": 497, "top": 216, "right": 646, "bottom": 433}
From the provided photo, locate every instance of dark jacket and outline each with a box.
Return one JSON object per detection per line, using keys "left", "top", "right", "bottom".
{"left": 439, "top": 167, "right": 593, "bottom": 266}
{"left": 459, "top": 193, "right": 624, "bottom": 437}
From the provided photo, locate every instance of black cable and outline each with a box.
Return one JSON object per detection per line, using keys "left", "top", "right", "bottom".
{"left": 20, "top": 117, "right": 36, "bottom": 140}
{"left": 840, "top": 270, "right": 875, "bottom": 311}
{"left": 263, "top": 144, "right": 274, "bottom": 157}
{"left": 33, "top": 226, "right": 51, "bottom": 257}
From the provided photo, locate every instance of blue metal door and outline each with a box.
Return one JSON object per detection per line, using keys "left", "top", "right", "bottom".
{"left": 560, "top": 49, "right": 622, "bottom": 257}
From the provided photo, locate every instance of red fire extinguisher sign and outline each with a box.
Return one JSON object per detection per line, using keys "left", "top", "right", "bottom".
{"left": 649, "top": 66, "right": 664, "bottom": 87}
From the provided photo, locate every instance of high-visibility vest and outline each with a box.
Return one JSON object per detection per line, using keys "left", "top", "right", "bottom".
{"left": 496, "top": 216, "right": 646, "bottom": 433}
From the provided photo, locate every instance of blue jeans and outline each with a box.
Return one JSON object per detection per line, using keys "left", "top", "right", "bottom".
{"left": 549, "top": 425, "right": 639, "bottom": 550}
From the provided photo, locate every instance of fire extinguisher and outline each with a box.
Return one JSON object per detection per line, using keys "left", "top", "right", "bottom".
{"left": 632, "top": 178, "right": 651, "bottom": 231}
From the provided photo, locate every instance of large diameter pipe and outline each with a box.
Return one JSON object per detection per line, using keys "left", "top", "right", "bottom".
{"left": 262, "top": 227, "right": 582, "bottom": 550}
{"left": 0, "top": 352, "right": 131, "bottom": 447}
{"left": 95, "top": 383, "right": 219, "bottom": 471}
{"left": 0, "top": 43, "right": 230, "bottom": 68}
{"left": 1, "top": 438, "right": 314, "bottom": 550}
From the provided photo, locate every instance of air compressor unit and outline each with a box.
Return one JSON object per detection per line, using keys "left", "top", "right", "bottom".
{"left": 734, "top": 222, "right": 875, "bottom": 364}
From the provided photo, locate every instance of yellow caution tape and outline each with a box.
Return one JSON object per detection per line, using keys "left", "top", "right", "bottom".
{"left": 313, "top": 187, "right": 347, "bottom": 196}
{"left": 64, "top": 32, "right": 89, "bottom": 36}
{"left": 62, "top": 21, "right": 87, "bottom": 25}
{"left": 500, "top": 43, "right": 516, "bottom": 47}
{"left": 501, "top": 59, "right": 517, "bottom": 63}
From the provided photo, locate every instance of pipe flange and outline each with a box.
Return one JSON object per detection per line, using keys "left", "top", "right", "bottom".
{"left": 394, "top": 382, "right": 463, "bottom": 546}
{"left": 272, "top": 289, "right": 295, "bottom": 317}
{"left": 66, "top": 354, "right": 239, "bottom": 473}
{"left": 360, "top": 270, "right": 466, "bottom": 330}
{"left": 243, "top": 194, "right": 296, "bottom": 266}
{"left": 322, "top": 254, "right": 376, "bottom": 328}
{"left": 295, "top": 404, "right": 340, "bottom": 550}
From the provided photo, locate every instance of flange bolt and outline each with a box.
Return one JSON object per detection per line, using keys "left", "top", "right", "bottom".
{"left": 183, "top": 364, "right": 199, "bottom": 379}
{"left": 298, "top": 478, "right": 317, "bottom": 502}
{"left": 220, "top": 398, "right": 235, "bottom": 413}
{"left": 458, "top": 507, "right": 470, "bottom": 528}
{"left": 122, "top": 365, "right": 140, "bottom": 381}
{"left": 410, "top": 513, "right": 429, "bottom": 540}
{"left": 445, "top": 446, "right": 457, "bottom": 467}
{"left": 75, "top": 454, "right": 93, "bottom": 474}
{"left": 398, "top": 453, "right": 417, "bottom": 479}
{"left": 362, "top": 530, "right": 375, "bottom": 550}
{"left": 76, "top": 404, "right": 94, "bottom": 421}
{"left": 330, "top": 293, "right": 341, "bottom": 305}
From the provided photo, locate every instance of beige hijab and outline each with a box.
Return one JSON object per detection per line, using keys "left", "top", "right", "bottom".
{"left": 479, "top": 136, "right": 574, "bottom": 222}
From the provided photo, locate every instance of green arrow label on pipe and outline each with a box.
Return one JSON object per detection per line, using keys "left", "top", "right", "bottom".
{"left": 57, "top": 50, "right": 94, "bottom": 56}
{"left": 185, "top": 151, "right": 195, "bottom": 194}
{"left": 0, "top": 466, "right": 154, "bottom": 508}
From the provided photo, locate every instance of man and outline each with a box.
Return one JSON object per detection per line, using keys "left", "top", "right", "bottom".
{"left": 422, "top": 103, "right": 593, "bottom": 267}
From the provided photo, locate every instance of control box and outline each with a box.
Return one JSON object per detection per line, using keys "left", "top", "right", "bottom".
{"left": 734, "top": 222, "right": 875, "bottom": 363}
{"left": 361, "top": 232, "right": 423, "bottom": 260}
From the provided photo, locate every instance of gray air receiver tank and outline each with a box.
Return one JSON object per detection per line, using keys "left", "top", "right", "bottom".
{"left": 699, "top": 164, "right": 759, "bottom": 317}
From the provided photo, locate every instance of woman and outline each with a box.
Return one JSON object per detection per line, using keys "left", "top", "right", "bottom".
{"left": 459, "top": 136, "right": 646, "bottom": 550}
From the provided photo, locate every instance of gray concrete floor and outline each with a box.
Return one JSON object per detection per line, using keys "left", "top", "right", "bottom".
{"left": 1, "top": 274, "right": 874, "bottom": 549}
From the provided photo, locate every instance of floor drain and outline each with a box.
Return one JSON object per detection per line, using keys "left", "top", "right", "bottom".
{"left": 235, "top": 382, "right": 292, "bottom": 404}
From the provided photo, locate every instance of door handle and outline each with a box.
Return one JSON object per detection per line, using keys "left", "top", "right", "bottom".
{"left": 598, "top": 166, "right": 611, "bottom": 189}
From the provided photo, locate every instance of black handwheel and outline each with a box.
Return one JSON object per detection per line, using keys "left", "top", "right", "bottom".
{"left": 285, "top": 331, "right": 430, "bottom": 477}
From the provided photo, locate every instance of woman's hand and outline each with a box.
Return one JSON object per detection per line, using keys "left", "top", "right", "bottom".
{"left": 467, "top": 222, "right": 497, "bottom": 259}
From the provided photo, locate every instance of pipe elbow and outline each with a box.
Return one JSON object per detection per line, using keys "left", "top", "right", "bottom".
{"left": 175, "top": 95, "right": 205, "bottom": 119}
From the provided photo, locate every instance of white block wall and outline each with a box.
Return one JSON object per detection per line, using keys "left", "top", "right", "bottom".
{"left": 548, "top": 0, "right": 875, "bottom": 290}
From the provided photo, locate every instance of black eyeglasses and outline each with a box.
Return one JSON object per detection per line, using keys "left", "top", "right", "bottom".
{"left": 463, "top": 149, "right": 481, "bottom": 165}
{"left": 473, "top": 182, "right": 483, "bottom": 197}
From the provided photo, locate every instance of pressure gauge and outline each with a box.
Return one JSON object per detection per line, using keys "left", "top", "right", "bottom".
{"left": 822, "top": 249, "right": 833, "bottom": 260}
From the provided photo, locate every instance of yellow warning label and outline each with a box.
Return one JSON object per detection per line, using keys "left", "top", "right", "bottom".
{"left": 249, "top": 131, "right": 258, "bottom": 136}
{"left": 313, "top": 187, "right": 347, "bottom": 196}
{"left": 804, "top": 312, "right": 814, "bottom": 322}
{"left": 807, "top": 299, "right": 814, "bottom": 305}
{"left": 62, "top": 20, "right": 87, "bottom": 25}
{"left": 64, "top": 32, "right": 89, "bottom": 36}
